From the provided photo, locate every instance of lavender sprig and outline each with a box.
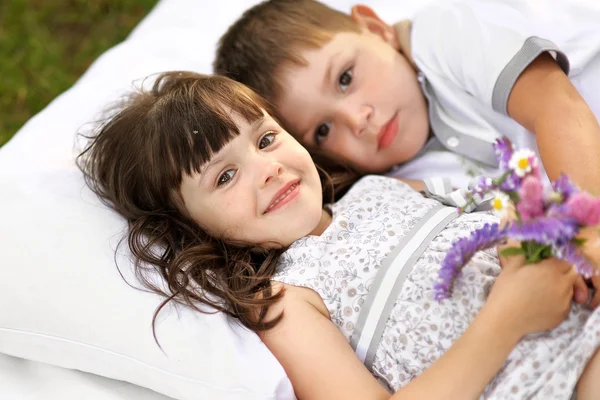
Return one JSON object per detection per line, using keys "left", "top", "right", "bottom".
{"left": 553, "top": 242, "right": 595, "bottom": 278}
{"left": 505, "top": 217, "right": 579, "bottom": 246}
{"left": 434, "top": 223, "right": 507, "bottom": 300}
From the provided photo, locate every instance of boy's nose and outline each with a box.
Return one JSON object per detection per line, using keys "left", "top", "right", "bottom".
{"left": 345, "top": 104, "right": 373, "bottom": 138}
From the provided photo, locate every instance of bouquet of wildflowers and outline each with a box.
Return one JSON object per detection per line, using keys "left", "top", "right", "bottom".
{"left": 434, "top": 137, "right": 600, "bottom": 301}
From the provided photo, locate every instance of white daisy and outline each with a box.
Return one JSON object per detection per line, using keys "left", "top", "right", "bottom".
{"left": 508, "top": 149, "right": 537, "bottom": 177}
{"left": 491, "top": 192, "right": 511, "bottom": 217}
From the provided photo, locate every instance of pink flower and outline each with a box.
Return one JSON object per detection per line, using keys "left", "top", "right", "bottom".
{"left": 565, "top": 192, "right": 600, "bottom": 225}
{"left": 530, "top": 156, "right": 542, "bottom": 180}
{"left": 517, "top": 175, "right": 544, "bottom": 221}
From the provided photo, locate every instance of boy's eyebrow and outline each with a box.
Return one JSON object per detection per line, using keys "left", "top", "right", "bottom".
{"left": 251, "top": 115, "right": 266, "bottom": 130}
{"left": 323, "top": 50, "right": 343, "bottom": 90}
{"left": 301, "top": 128, "right": 313, "bottom": 144}
{"left": 292, "top": 52, "right": 344, "bottom": 142}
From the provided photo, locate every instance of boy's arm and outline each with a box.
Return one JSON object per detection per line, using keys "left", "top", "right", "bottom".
{"left": 507, "top": 53, "right": 600, "bottom": 193}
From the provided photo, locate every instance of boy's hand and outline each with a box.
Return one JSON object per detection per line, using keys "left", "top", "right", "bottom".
{"left": 588, "top": 275, "right": 600, "bottom": 309}
{"left": 577, "top": 226, "right": 600, "bottom": 308}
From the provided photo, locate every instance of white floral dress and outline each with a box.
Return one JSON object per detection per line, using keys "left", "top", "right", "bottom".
{"left": 273, "top": 175, "right": 599, "bottom": 399}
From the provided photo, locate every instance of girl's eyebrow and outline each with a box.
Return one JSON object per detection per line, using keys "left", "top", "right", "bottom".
{"left": 203, "top": 156, "right": 224, "bottom": 173}
{"left": 199, "top": 155, "right": 225, "bottom": 185}
{"left": 199, "top": 115, "right": 267, "bottom": 184}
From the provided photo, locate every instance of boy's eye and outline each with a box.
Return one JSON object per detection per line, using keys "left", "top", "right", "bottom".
{"left": 217, "top": 169, "right": 235, "bottom": 186}
{"left": 314, "top": 122, "right": 331, "bottom": 145}
{"left": 338, "top": 68, "right": 353, "bottom": 91}
{"left": 259, "top": 132, "right": 276, "bottom": 149}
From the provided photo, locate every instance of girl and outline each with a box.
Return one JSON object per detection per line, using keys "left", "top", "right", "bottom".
{"left": 78, "top": 71, "right": 600, "bottom": 399}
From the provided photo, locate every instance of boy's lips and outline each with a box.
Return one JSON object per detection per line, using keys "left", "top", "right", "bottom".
{"left": 377, "top": 113, "right": 399, "bottom": 150}
{"left": 264, "top": 180, "right": 301, "bottom": 214}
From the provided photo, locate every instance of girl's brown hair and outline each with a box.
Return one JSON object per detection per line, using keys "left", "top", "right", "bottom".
{"left": 77, "top": 72, "right": 357, "bottom": 334}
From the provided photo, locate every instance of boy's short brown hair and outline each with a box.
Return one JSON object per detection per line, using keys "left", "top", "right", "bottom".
{"left": 214, "top": 0, "right": 358, "bottom": 106}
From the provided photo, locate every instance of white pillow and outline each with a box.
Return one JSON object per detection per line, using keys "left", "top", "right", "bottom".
{"left": 0, "top": 1, "right": 434, "bottom": 399}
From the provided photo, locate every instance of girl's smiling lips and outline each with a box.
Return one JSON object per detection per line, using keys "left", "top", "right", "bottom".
{"left": 264, "top": 179, "right": 301, "bottom": 214}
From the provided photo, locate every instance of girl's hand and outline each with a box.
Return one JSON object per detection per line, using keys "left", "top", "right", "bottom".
{"left": 498, "top": 207, "right": 590, "bottom": 305}
{"left": 487, "top": 256, "right": 578, "bottom": 336}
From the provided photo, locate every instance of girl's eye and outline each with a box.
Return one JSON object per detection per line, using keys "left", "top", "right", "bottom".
{"left": 338, "top": 68, "right": 353, "bottom": 92}
{"left": 259, "top": 132, "right": 276, "bottom": 149}
{"left": 314, "top": 122, "right": 331, "bottom": 145}
{"left": 217, "top": 169, "right": 235, "bottom": 186}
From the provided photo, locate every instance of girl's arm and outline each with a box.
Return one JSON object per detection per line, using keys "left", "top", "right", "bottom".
{"left": 507, "top": 53, "right": 600, "bottom": 194}
{"left": 386, "top": 300, "right": 521, "bottom": 400}
{"left": 262, "top": 262, "right": 576, "bottom": 400}
{"left": 259, "top": 285, "right": 390, "bottom": 400}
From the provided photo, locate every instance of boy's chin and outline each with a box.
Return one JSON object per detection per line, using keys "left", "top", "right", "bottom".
{"left": 356, "top": 156, "right": 405, "bottom": 174}
{"left": 356, "top": 164, "right": 395, "bottom": 175}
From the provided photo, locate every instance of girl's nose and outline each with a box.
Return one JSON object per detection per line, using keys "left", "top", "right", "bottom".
{"left": 263, "top": 160, "right": 283, "bottom": 185}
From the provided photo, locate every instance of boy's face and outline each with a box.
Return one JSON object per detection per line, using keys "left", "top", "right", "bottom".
{"left": 276, "top": 27, "right": 429, "bottom": 173}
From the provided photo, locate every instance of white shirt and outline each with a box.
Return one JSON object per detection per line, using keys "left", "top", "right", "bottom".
{"left": 388, "top": 0, "right": 600, "bottom": 188}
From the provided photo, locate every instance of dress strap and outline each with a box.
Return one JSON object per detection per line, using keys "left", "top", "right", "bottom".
{"left": 349, "top": 204, "right": 459, "bottom": 370}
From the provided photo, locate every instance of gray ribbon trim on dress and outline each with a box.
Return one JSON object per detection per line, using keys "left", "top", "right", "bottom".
{"left": 349, "top": 204, "right": 459, "bottom": 371}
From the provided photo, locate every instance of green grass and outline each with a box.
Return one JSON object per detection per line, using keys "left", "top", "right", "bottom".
{"left": 0, "top": 0, "right": 158, "bottom": 148}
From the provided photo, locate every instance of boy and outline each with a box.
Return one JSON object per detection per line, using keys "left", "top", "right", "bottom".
{"left": 214, "top": 0, "right": 600, "bottom": 192}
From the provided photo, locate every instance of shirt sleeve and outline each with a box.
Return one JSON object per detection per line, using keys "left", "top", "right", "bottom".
{"left": 411, "top": 0, "right": 570, "bottom": 116}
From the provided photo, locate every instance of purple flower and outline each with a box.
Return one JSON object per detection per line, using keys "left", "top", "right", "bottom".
{"left": 553, "top": 242, "right": 596, "bottom": 278}
{"left": 471, "top": 176, "right": 497, "bottom": 194}
{"left": 553, "top": 173, "right": 579, "bottom": 201}
{"left": 435, "top": 223, "right": 507, "bottom": 301}
{"left": 517, "top": 175, "right": 544, "bottom": 221}
{"left": 506, "top": 217, "right": 579, "bottom": 246}
{"left": 436, "top": 137, "right": 598, "bottom": 298}
{"left": 564, "top": 192, "right": 600, "bottom": 226}
{"left": 494, "top": 137, "right": 514, "bottom": 170}
{"left": 530, "top": 156, "right": 542, "bottom": 180}
{"left": 499, "top": 172, "right": 521, "bottom": 192}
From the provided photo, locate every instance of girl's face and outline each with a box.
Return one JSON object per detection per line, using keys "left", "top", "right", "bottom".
{"left": 180, "top": 110, "right": 326, "bottom": 247}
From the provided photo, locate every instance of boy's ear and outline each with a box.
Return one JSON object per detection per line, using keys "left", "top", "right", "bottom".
{"left": 351, "top": 5, "right": 399, "bottom": 50}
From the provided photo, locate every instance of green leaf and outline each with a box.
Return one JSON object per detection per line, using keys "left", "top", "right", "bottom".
{"left": 507, "top": 192, "right": 521, "bottom": 204}
{"left": 500, "top": 247, "right": 525, "bottom": 257}
{"left": 525, "top": 244, "right": 552, "bottom": 264}
{"left": 540, "top": 246, "right": 552, "bottom": 258}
